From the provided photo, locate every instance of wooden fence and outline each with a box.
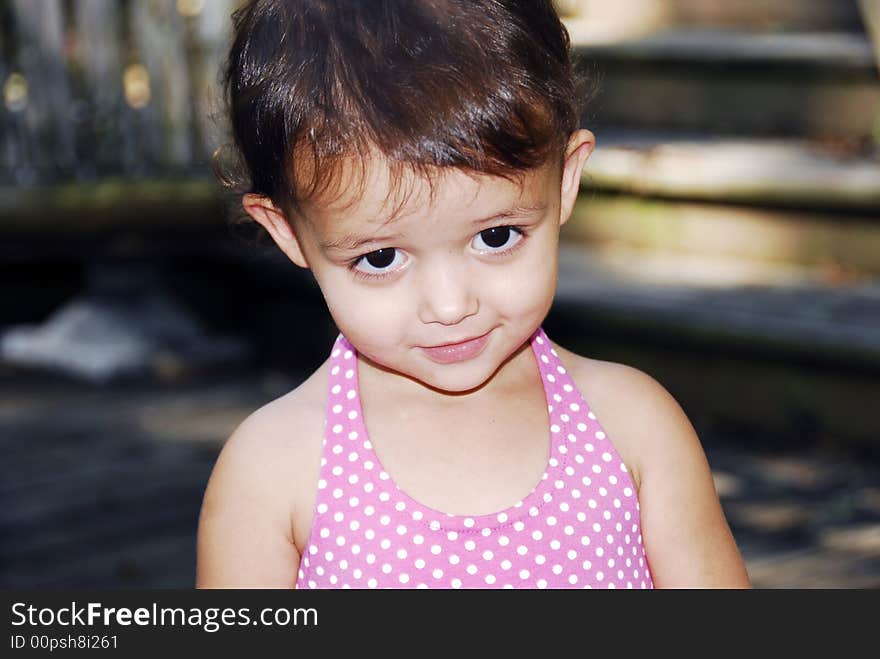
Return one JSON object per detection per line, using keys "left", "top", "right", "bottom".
{"left": 0, "top": 0, "right": 238, "bottom": 186}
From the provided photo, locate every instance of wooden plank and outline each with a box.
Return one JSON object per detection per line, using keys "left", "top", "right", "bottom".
{"left": 566, "top": 194, "right": 880, "bottom": 275}
{"left": 587, "top": 135, "right": 880, "bottom": 211}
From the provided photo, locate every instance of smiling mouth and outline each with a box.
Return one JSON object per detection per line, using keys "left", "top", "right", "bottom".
{"left": 421, "top": 331, "right": 492, "bottom": 364}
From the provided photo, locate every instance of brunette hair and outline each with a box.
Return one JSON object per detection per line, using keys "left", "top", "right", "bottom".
{"left": 216, "top": 0, "right": 591, "bottom": 229}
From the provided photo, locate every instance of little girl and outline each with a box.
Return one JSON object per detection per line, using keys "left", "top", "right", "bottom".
{"left": 196, "top": 0, "right": 751, "bottom": 589}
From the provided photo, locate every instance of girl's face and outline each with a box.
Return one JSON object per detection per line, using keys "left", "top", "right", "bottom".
{"left": 246, "top": 130, "right": 594, "bottom": 397}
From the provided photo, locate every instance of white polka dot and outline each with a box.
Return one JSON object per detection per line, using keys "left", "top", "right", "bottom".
{"left": 451, "top": 579, "right": 462, "bottom": 588}
{"left": 532, "top": 530, "right": 543, "bottom": 541}
{"left": 537, "top": 579, "right": 547, "bottom": 589}
{"left": 498, "top": 535, "right": 510, "bottom": 547}
{"left": 413, "top": 534, "right": 425, "bottom": 545}
{"left": 466, "top": 564, "right": 478, "bottom": 575}
{"left": 415, "top": 559, "right": 426, "bottom": 569}
{"left": 482, "top": 550, "right": 494, "bottom": 561}
{"left": 463, "top": 517, "right": 475, "bottom": 528}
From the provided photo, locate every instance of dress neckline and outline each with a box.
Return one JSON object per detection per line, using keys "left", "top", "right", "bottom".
{"left": 333, "top": 327, "right": 571, "bottom": 532}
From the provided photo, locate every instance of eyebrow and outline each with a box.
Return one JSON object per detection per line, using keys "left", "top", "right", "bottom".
{"left": 320, "top": 202, "right": 548, "bottom": 252}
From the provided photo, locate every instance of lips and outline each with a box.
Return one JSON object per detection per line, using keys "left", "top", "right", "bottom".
{"left": 421, "top": 331, "right": 492, "bottom": 364}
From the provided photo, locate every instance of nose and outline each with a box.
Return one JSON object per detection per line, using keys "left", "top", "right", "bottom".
{"left": 417, "top": 259, "right": 479, "bottom": 326}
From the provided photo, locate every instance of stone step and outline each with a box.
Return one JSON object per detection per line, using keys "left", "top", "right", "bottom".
{"left": 571, "top": 132, "right": 880, "bottom": 277}
{"left": 569, "top": 29, "right": 880, "bottom": 138}
{"left": 548, "top": 243, "right": 880, "bottom": 451}
{"left": 587, "top": 132, "right": 880, "bottom": 212}
{"left": 555, "top": 243, "right": 880, "bottom": 369}
{"left": 558, "top": 0, "right": 866, "bottom": 33}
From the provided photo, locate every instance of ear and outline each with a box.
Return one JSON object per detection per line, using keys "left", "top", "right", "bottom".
{"left": 559, "top": 129, "right": 595, "bottom": 227}
{"left": 241, "top": 193, "right": 310, "bottom": 268}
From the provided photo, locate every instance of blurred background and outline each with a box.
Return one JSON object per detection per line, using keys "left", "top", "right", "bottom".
{"left": 1, "top": 0, "right": 878, "bottom": 588}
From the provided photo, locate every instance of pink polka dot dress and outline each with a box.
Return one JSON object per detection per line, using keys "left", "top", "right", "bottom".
{"left": 296, "top": 327, "right": 652, "bottom": 589}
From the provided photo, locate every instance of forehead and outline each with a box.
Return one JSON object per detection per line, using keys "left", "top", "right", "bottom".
{"left": 299, "top": 154, "right": 556, "bottom": 236}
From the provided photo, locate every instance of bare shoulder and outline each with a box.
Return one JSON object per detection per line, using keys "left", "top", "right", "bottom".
{"left": 195, "top": 358, "right": 329, "bottom": 588}
{"left": 550, "top": 341, "right": 699, "bottom": 492}
{"left": 551, "top": 341, "right": 751, "bottom": 587}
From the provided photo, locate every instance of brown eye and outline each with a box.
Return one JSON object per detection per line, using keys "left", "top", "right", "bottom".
{"left": 352, "top": 247, "right": 405, "bottom": 278}
{"left": 473, "top": 226, "right": 523, "bottom": 253}
{"left": 364, "top": 248, "right": 396, "bottom": 269}
{"left": 481, "top": 227, "right": 511, "bottom": 248}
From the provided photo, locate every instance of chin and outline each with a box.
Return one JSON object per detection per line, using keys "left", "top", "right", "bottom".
{"left": 415, "top": 359, "right": 501, "bottom": 394}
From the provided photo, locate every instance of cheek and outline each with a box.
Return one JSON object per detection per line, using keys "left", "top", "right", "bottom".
{"left": 484, "top": 240, "right": 558, "bottom": 314}
{"left": 321, "top": 277, "right": 408, "bottom": 342}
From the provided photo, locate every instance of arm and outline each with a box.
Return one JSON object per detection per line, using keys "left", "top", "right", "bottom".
{"left": 196, "top": 410, "right": 302, "bottom": 588}
{"left": 621, "top": 369, "right": 751, "bottom": 588}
